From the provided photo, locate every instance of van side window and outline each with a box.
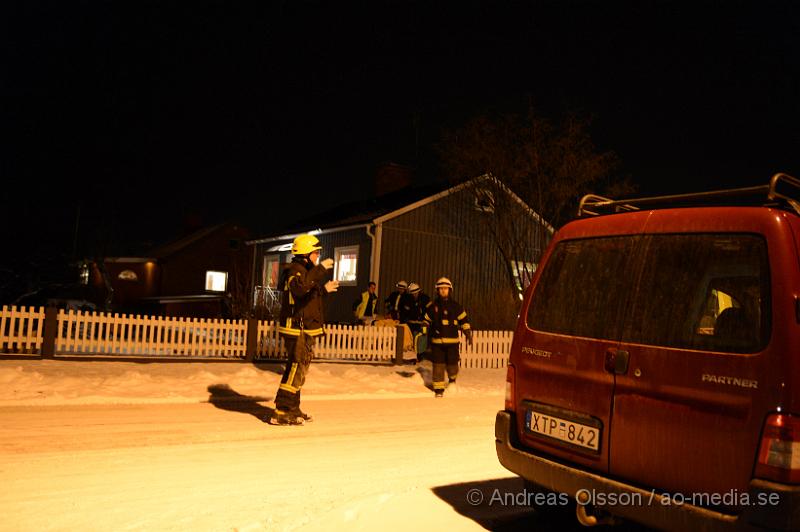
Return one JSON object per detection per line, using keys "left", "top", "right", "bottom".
{"left": 527, "top": 237, "right": 637, "bottom": 340}
{"left": 623, "top": 234, "right": 770, "bottom": 353}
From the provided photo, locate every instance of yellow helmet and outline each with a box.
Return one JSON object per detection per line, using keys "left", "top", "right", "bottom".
{"left": 292, "top": 234, "right": 322, "bottom": 255}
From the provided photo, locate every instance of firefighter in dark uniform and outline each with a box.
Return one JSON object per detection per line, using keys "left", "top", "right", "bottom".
{"left": 408, "top": 282, "right": 431, "bottom": 321}
{"left": 269, "top": 234, "right": 339, "bottom": 425}
{"left": 423, "top": 277, "right": 472, "bottom": 397}
{"left": 384, "top": 280, "right": 408, "bottom": 320}
{"left": 403, "top": 282, "right": 430, "bottom": 359}
{"left": 398, "top": 283, "right": 419, "bottom": 324}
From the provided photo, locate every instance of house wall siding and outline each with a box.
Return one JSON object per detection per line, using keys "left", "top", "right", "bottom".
{"left": 250, "top": 182, "right": 550, "bottom": 329}
{"left": 378, "top": 186, "right": 548, "bottom": 329}
{"left": 159, "top": 225, "right": 251, "bottom": 297}
{"left": 254, "top": 227, "right": 373, "bottom": 325}
{"left": 314, "top": 227, "right": 373, "bottom": 324}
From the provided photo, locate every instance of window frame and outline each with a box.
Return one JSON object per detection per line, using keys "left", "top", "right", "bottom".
{"left": 620, "top": 233, "right": 771, "bottom": 354}
{"left": 333, "top": 245, "right": 359, "bottom": 286}
{"left": 526, "top": 235, "right": 638, "bottom": 342}
{"left": 473, "top": 188, "right": 496, "bottom": 213}
{"left": 262, "top": 254, "right": 281, "bottom": 289}
{"left": 205, "top": 270, "right": 229, "bottom": 292}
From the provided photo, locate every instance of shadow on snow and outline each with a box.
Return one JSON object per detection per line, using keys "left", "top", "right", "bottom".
{"left": 206, "top": 383, "right": 274, "bottom": 422}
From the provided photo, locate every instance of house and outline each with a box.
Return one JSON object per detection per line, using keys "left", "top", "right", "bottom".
{"left": 87, "top": 222, "right": 253, "bottom": 318}
{"left": 246, "top": 176, "right": 553, "bottom": 329}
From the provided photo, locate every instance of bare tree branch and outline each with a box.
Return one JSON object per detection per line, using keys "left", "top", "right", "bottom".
{"left": 437, "top": 108, "right": 633, "bottom": 306}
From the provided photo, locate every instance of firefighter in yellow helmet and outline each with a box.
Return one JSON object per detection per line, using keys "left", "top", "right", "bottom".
{"left": 269, "top": 234, "right": 339, "bottom": 425}
{"left": 423, "top": 277, "right": 472, "bottom": 397}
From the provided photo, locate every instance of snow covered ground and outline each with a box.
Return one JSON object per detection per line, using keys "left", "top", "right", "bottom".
{"left": 0, "top": 358, "right": 503, "bottom": 406}
{"left": 0, "top": 358, "right": 599, "bottom": 531}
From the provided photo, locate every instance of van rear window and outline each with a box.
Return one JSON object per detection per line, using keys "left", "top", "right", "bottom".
{"left": 623, "top": 234, "right": 770, "bottom": 353}
{"left": 526, "top": 234, "right": 771, "bottom": 354}
{"left": 527, "top": 236, "right": 637, "bottom": 341}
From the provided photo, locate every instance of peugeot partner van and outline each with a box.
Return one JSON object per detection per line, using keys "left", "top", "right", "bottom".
{"left": 496, "top": 174, "right": 800, "bottom": 530}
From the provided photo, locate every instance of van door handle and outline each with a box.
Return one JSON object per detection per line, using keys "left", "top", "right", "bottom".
{"left": 605, "top": 348, "right": 630, "bottom": 375}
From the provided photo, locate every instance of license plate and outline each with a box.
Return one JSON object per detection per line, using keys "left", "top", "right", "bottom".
{"left": 526, "top": 408, "right": 601, "bottom": 452}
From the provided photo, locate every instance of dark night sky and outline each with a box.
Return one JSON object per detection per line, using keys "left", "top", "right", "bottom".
{"left": 3, "top": 1, "right": 800, "bottom": 282}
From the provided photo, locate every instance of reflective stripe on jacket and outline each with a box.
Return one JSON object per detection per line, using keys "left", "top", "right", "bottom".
{"left": 423, "top": 297, "right": 470, "bottom": 344}
{"left": 278, "top": 258, "right": 329, "bottom": 337}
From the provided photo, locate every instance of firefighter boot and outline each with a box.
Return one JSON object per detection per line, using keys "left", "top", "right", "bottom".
{"left": 268, "top": 410, "right": 305, "bottom": 426}
{"left": 291, "top": 407, "right": 313, "bottom": 422}
{"left": 447, "top": 377, "right": 458, "bottom": 394}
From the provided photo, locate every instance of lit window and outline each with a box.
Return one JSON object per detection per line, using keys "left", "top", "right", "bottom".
{"left": 118, "top": 270, "right": 138, "bottom": 281}
{"left": 512, "top": 260, "right": 537, "bottom": 292}
{"left": 334, "top": 245, "right": 358, "bottom": 286}
{"left": 205, "top": 271, "right": 228, "bottom": 292}
{"left": 262, "top": 255, "right": 281, "bottom": 288}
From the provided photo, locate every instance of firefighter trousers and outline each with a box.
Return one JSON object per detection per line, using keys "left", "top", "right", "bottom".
{"left": 274, "top": 334, "right": 315, "bottom": 412}
{"left": 431, "top": 343, "right": 459, "bottom": 392}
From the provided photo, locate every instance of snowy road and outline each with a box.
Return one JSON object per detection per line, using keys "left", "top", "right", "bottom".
{"left": 0, "top": 359, "right": 611, "bottom": 531}
{"left": 0, "top": 395, "right": 591, "bottom": 531}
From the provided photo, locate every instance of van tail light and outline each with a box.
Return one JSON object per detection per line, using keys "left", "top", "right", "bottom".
{"left": 755, "top": 413, "right": 800, "bottom": 484}
{"left": 505, "top": 364, "right": 515, "bottom": 412}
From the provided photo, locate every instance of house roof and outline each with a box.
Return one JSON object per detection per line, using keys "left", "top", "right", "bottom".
{"left": 374, "top": 175, "right": 555, "bottom": 233}
{"left": 146, "top": 222, "right": 236, "bottom": 258}
{"left": 99, "top": 222, "right": 249, "bottom": 263}
{"left": 246, "top": 176, "right": 553, "bottom": 245}
{"left": 247, "top": 182, "right": 447, "bottom": 244}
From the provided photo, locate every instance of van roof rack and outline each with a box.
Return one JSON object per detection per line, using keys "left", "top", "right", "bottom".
{"left": 578, "top": 173, "right": 800, "bottom": 217}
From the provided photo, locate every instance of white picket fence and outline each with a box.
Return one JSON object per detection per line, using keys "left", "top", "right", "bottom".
{"left": 0, "top": 306, "right": 513, "bottom": 366}
{"left": 255, "top": 323, "right": 511, "bottom": 367}
{"left": 256, "top": 321, "right": 397, "bottom": 362}
{"left": 0, "top": 305, "right": 46, "bottom": 354}
{"left": 56, "top": 310, "right": 248, "bottom": 357}
{"left": 459, "top": 330, "right": 514, "bottom": 369}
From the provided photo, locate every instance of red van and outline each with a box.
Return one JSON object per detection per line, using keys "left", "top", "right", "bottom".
{"left": 496, "top": 174, "right": 800, "bottom": 530}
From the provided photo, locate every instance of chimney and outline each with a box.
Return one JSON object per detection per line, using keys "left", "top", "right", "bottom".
{"left": 375, "top": 162, "right": 414, "bottom": 197}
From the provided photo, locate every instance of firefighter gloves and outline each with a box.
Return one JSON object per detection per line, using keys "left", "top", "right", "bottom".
{"left": 324, "top": 280, "right": 340, "bottom": 293}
